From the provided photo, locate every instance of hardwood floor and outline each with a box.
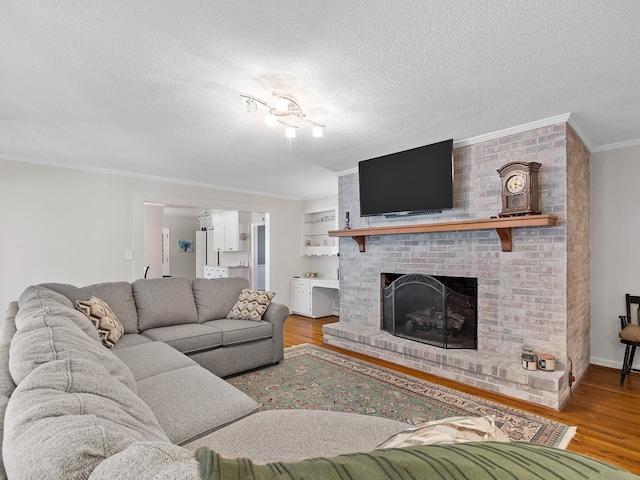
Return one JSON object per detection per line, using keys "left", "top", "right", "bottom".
{"left": 284, "top": 314, "right": 640, "bottom": 474}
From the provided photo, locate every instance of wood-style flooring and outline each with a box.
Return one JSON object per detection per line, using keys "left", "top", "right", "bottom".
{"left": 284, "top": 314, "right": 640, "bottom": 474}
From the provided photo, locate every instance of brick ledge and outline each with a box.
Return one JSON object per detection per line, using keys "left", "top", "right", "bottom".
{"left": 322, "top": 322, "right": 569, "bottom": 410}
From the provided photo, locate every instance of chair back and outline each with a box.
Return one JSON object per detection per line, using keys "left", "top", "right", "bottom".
{"left": 626, "top": 294, "right": 640, "bottom": 325}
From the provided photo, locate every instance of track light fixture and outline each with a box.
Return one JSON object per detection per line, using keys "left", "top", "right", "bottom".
{"left": 240, "top": 92, "right": 325, "bottom": 138}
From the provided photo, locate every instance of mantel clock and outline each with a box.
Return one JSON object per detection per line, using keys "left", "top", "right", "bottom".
{"left": 497, "top": 161, "right": 541, "bottom": 217}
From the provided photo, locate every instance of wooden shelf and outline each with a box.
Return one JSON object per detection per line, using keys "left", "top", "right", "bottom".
{"left": 328, "top": 214, "right": 558, "bottom": 253}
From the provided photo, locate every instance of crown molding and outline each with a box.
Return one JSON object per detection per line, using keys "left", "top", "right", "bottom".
{"left": 0, "top": 153, "right": 301, "bottom": 201}
{"left": 565, "top": 115, "right": 594, "bottom": 152}
{"left": 453, "top": 113, "right": 573, "bottom": 149}
{"left": 336, "top": 167, "right": 358, "bottom": 177}
{"left": 591, "top": 137, "right": 640, "bottom": 153}
{"left": 336, "top": 113, "right": 591, "bottom": 179}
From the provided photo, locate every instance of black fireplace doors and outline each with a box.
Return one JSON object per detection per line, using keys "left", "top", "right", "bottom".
{"left": 382, "top": 273, "right": 477, "bottom": 349}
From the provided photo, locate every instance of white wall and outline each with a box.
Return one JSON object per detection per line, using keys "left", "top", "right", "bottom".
{"left": 162, "top": 215, "right": 200, "bottom": 279}
{"left": 590, "top": 145, "right": 640, "bottom": 369}
{"left": 0, "top": 158, "right": 305, "bottom": 318}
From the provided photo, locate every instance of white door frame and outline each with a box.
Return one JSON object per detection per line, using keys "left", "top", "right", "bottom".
{"left": 251, "top": 216, "right": 269, "bottom": 290}
{"left": 161, "top": 228, "right": 170, "bottom": 276}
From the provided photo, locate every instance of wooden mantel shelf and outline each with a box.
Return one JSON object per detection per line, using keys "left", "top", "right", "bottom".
{"left": 328, "top": 214, "right": 558, "bottom": 253}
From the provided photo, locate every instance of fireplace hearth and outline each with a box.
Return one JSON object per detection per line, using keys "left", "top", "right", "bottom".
{"left": 382, "top": 273, "right": 477, "bottom": 349}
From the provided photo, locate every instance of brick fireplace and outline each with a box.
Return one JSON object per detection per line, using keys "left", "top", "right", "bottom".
{"left": 323, "top": 122, "right": 590, "bottom": 410}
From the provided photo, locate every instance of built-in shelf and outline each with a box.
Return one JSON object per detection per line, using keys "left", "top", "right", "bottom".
{"left": 328, "top": 214, "right": 558, "bottom": 252}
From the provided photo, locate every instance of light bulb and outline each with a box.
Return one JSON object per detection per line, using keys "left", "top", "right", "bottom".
{"left": 312, "top": 126, "right": 323, "bottom": 138}
{"left": 285, "top": 127, "right": 296, "bottom": 138}
{"left": 244, "top": 98, "right": 257, "bottom": 113}
{"left": 265, "top": 114, "right": 277, "bottom": 127}
{"left": 276, "top": 98, "right": 290, "bottom": 112}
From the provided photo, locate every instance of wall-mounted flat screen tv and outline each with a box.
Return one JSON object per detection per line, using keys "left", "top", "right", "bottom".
{"left": 358, "top": 139, "right": 454, "bottom": 217}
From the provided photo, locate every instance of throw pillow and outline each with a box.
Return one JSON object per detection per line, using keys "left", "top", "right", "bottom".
{"left": 76, "top": 296, "right": 124, "bottom": 347}
{"left": 227, "top": 289, "right": 275, "bottom": 321}
{"left": 376, "top": 415, "right": 510, "bottom": 448}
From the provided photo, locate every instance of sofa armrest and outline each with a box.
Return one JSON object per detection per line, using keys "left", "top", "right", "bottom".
{"left": 262, "top": 302, "right": 289, "bottom": 327}
{"left": 261, "top": 302, "right": 289, "bottom": 363}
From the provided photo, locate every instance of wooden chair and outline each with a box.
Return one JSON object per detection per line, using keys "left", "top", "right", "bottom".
{"left": 619, "top": 294, "right": 640, "bottom": 385}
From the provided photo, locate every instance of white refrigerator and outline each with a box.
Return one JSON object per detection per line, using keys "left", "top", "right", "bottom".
{"left": 195, "top": 229, "right": 217, "bottom": 278}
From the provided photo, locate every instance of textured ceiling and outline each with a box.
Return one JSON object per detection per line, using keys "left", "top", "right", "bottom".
{"left": 1, "top": 1, "right": 639, "bottom": 199}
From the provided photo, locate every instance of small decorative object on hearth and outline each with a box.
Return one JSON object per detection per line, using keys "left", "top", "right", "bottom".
{"left": 521, "top": 345, "right": 537, "bottom": 370}
{"left": 344, "top": 211, "right": 351, "bottom": 230}
{"left": 497, "top": 161, "right": 542, "bottom": 217}
{"left": 537, "top": 353, "right": 555, "bottom": 371}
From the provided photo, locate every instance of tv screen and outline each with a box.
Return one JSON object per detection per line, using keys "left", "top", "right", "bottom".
{"left": 358, "top": 139, "right": 454, "bottom": 217}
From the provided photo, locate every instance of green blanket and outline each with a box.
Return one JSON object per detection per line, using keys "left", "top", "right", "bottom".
{"left": 196, "top": 442, "right": 639, "bottom": 480}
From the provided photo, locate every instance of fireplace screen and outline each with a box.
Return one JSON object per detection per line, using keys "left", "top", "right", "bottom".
{"left": 382, "top": 273, "right": 477, "bottom": 349}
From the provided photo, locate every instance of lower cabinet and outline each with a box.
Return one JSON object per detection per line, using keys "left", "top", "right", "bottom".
{"left": 290, "top": 279, "right": 312, "bottom": 317}
{"left": 290, "top": 278, "right": 339, "bottom": 318}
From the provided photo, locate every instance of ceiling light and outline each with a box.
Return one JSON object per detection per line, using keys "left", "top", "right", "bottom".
{"left": 265, "top": 114, "right": 278, "bottom": 127}
{"left": 276, "top": 98, "right": 290, "bottom": 112}
{"left": 243, "top": 98, "right": 257, "bottom": 113}
{"left": 239, "top": 92, "right": 326, "bottom": 139}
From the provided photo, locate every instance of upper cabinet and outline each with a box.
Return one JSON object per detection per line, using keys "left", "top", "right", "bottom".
{"left": 211, "top": 211, "right": 250, "bottom": 252}
{"left": 303, "top": 207, "right": 338, "bottom": 256}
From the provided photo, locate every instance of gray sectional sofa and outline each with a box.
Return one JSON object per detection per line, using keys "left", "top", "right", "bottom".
{"left": 0, "top": 277, "right": 294, "bottom": 479}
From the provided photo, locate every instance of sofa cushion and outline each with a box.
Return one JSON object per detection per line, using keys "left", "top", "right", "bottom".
{"left": 184, "top": 410, "right": 407, "bottom": 465}
{"left": 133, "top": 278, "right": 198, "bottom": 331}
{"left": 192, "top": 277, "right": 250, "bottom": 322}
{"left": 0, "top": 311, "right": 18, "bottom": 480}
{"left": 88, "top": 442, "right": 200, "bottom": 480}
{"left": 113, "top": 342, "right": 198, "bottom": 381}
{"left": 76, "top": 296, "right": 125, "bottom": 348}
{"left": 136, "top": 365, "right": 259, "bottom": 445}
{"left": 10, "top": 305, "right": 137, "bottom": 393}
{"left": 203, "top": 319, "right": 272, "bottom": 346}
{"left": 3, "top": 358, "right": 169, "bottom": 480}
{"left": 41, "top": 282, "right": 139, "bottom": 334}
{"left": 111, "top": 333, "right": 154, "bottom": 351}
{"left": 142, "top": 324, "right": 222, "bottom": 354}
{"left": 19, "top": 285, "right": 102, "bottom": 343}
{"left": 227, "top": 289, "right": 276, "bottom": 321}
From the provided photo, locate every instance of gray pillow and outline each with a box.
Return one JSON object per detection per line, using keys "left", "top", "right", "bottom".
{"left": 192, "top": 278, "right": 250, "bottom": 322}
{"left": 133, "top": 278, "right": 198, "bottom": 331}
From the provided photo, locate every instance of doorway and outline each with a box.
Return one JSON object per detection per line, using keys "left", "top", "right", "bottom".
{"left": 162, "top": 228, "right": 170, "bottom": 276}
{"left": 251, "top": 218, "right": 269, "bottom": 290}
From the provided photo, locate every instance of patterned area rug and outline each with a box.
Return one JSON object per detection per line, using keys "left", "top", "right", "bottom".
{"left": 227, "top": 344, "right": 576, "bottom": 449}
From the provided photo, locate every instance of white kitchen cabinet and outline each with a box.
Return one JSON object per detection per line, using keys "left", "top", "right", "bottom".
{"left": 211, "top": 212, "right": 250, "bottom": 252}
{"left": 303, "top": 208, "right": 338, "bottom": 256}
{"left": 290, "top": 278, "right": 339, "bottom": 318}
{"left": 204, "top": 265, "right": 250, "bottom": 281}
